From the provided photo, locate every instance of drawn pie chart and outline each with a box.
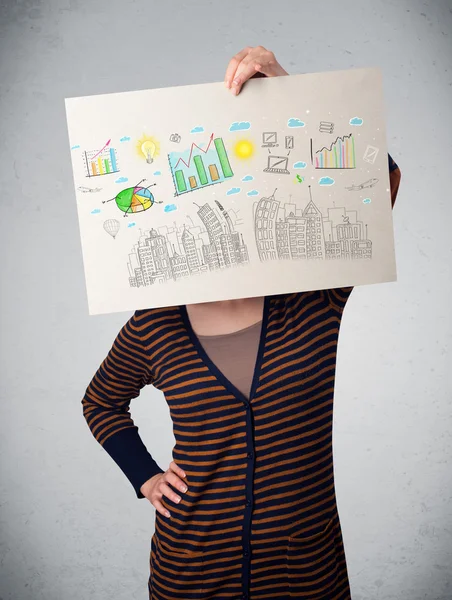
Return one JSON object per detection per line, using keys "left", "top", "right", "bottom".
{"left": 115, "top": 185, "right": 155, "bottom": 214}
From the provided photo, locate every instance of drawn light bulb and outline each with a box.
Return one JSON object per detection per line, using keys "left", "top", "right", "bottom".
{"left": 141, "top": 140, "right": 156, "bottom": 164}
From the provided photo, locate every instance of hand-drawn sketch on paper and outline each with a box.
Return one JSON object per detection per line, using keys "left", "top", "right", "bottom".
{"left": 127, "top": 200, "right": 249, "bottom": 287}
{"left": 102, "top": 179, "right": 161, "bottom": 216}
{"left": 168, "top": 134, "right": 234, "bottom": 196}
{"left": 363, "top": 144, "right": 380, "bottom": 164}
{"left": 103, "top": 219, "right": 120, "bottom": 239}
{"left": 263, "top": 154, "right": 291, "bottom": 175}
{"left": 311, "top": 134, "right": 356, "bottom": 169}
{"left": 254, "top": 186, "right": 372, "bottom": 262}
{"left": 346, "top": 178, "right": 379, "bottom": 191}
{"left": 137, "top": 135, "right": 160, "bottom": 164}
{"left": 262, "top": 132, "right": 279, "bottom": 147}
{"left": 65, "top": 67, "right": 396, "bottom": 315}
{"left": 84, "top": 143, "right": 119, "bottom": 178}
{"left": 319, "top": 121, "right": 335, "bottom": 134}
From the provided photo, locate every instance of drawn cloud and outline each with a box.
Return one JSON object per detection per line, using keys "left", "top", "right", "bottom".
{"left": 319, "top": 177, "right": 335, "bottom": 186}
{"left": 229, "top": 121, "right": 251, "bottom": 132}
{"left": 247, "top": 189, "right": 259, "bottom": 196}
{"left": 154, "top": 171, "right": 162, "bottom": 176}
{"left": 293, "top": 161, "right": 307, "bottom": 169}
{"left": 242, "top": 175, "right": 254, "bottom": 182}
{"left": 115, "top": 176, "right": 128, "bottom": 183}
{"left": 120, "top": 136, "right": 131, "bottom": 142}
{"left": 226, "top": 187, "right": 241, "bottom": 196}
{"left": 127, "top": 222, "right": 136, "bottom": 228}
{"left": 363, "top": 198, "right": 372, "bottom": 204}
{"left": 190, "top": 126, "right": 205, "bottom": 134}
{"left": 164, "top": 204, "right": 178, "bottom": 213}
{"left": 287, "top": 118, "right": 305, "bottom": 128}
{"left": 91, "top": 208, "right": 101, "bottom": 214}
{"left": 349, "top": 117, "right": 363, "bottom": 126}
{"left": 71, "top": 144, "right": 80, "bottom": 150}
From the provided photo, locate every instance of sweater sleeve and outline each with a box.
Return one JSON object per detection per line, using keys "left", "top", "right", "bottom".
{"left": 82, "top": 311, "right": 164, "bottom": 498}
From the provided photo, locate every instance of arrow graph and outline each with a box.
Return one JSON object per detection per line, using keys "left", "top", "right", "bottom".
{"left": 169, "top": 134, "right": 233, "bottom": 195}
{"left": 311, "top": 134, "right": 356, "bottom": 169}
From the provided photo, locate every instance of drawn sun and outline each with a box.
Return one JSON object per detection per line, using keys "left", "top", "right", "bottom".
{"left": 233, "top": 139, "right": 255, "bottom": 160}
{"left": 136, "top": 135, "right": 160, "bottom": 163}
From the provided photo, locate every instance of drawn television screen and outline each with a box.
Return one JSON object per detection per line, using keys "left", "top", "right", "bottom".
{"left": 65, "top": 67, "right": 396, "bottom": 315}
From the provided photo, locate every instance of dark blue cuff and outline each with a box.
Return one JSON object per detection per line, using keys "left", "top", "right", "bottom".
{"left": 388, "top": 153, "right": 399, "bottom": 172}
{"left": 102, "top": 427, "right": 164, "bottom": 498}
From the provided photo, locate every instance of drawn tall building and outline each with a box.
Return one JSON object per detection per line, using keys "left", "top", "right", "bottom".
{"left": 254, "top": 189, "right": 280, "bottom": 261}
{"left": 127, "top": 201, "right": 249, "bottom": 288}
{"left": 170, "top": 251, "right": 190, "bottom": 279}
{"left": 181, "top": 227, "right": 200, "bottom": 273}
{"left": 302, "top": 187, "right": 326, "bottom": 260}
{"left": 255, "top": 186, "right": 371, "bottom": 263}
{"left": 286, "top": 213, "right": 307, "bottom": 260}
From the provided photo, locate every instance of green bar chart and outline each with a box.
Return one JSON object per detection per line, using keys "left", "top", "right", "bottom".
{"left": 169, "top": 135, "right": 234, "bottom": 196}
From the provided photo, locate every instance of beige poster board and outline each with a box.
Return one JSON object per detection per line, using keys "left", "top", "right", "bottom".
{"left": 65, "top": 67, "right": 396, "bottom": 315}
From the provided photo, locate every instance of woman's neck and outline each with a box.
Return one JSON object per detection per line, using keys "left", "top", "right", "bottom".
{"left": 185, "top": 296, "right": 265, "bottom": 336}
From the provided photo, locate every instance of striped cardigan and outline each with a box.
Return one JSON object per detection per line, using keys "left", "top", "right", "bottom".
{"left": 82, "top": 156, "right": 399, "bottom": 600}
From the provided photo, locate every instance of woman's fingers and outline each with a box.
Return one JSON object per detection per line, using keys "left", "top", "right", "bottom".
{"left": 169, "top": 460, "right": 186, "bottom": 481}
{"left": 166, "top": 469, "right": 188, "bottom": 494}
{"left": 159, "top": 482, "right": 182, "bottom": 504}
{"left": 226, "top": 46, "right": 288, "bottom": 95}
{"left": 153, "top": 498, "right": 171, "bottom": 518}
{"left": 230, "top": 57, "right": 263, "bottom": 95}
{"left": 224, "top": 47, "right": 252, "bottom": 89}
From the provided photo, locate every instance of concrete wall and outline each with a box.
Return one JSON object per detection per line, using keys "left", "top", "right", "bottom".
{"left": 0, "top": 0, "right": 451, "bottom": 598}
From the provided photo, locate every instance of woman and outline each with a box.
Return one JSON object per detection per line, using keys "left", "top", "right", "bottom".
{"left": 83, "top": 46, "right": 402, "bottom": 600}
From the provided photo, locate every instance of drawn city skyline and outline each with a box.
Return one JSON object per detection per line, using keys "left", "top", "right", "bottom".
{"left": 127, "top": 201, "right": 249, "bottom": 288}
{"left": 254, "top": 186, "right": 372, "bottom": 262}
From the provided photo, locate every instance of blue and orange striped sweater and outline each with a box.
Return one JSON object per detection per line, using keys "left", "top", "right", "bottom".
{"left": 82, "top": 155, "right": 399, "bottom": 600}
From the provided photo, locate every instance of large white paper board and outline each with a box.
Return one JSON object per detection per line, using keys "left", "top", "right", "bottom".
{"left": 65, "top": 67, "right": 396, "bottom": 315}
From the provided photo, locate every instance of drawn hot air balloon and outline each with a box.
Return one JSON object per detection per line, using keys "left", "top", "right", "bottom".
{"left": 103, "top": 219, "right": 120, "bottom": 239}
{"left": 103, "top": 178, "right": 162, "bottom": 217}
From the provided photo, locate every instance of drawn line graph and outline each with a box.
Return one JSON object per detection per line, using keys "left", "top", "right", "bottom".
{"left": 90, "top": 139, "right": 112, "bottom": 161}
{"left": 169, "top": 133, "right": 233, "bottom": 196}
{"left": 311, "top": 134, "right": 356, "bottom": 169}
{"left": 174, "top": 133, "right": 216, "bottom": 169}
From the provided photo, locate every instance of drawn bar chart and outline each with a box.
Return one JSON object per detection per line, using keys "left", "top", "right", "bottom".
{"left": 170, "top": 135, "right": 234, "bottom": 195}
{"left": 311, "top": 134, "right": 356, "bottom": 169}
{"left": 84, "top": 147, "right": 119, "bottom": 177}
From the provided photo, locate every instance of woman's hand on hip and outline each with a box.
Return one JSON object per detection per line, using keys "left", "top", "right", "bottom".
{"left": 140, "top": 460, "right": 188, "bottom": 518}
{"left": 225, "top": 45, "right": 289, "bottom": 95}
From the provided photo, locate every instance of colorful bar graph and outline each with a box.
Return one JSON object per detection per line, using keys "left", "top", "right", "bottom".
{"left": 313, "top": 134, "right": 355, "bottom": 169}
{"left": 104, "top": 159, "right": 110, "bottom": 174}
{"left": 97, "top": 157, "right": 104, "bottom": 175}
{"left": 214, "top": 138, "right": 233, "bottom": 178}
{"left": 175, "top": 170, "right": 187, "bottom": 193}
{"left": 209, "top": 164, "right": 220, "bottom": 181}
{"left": 194, "top": 155, "right": 208, "bottom": 185}
{"left": 189, "top": 176, "right": 197, "bottom": 189}
{"left": 91, "top": 162, "right": 97, "bottom": 176}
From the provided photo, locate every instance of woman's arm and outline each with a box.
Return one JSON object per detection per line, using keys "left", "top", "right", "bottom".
{"left": 82, "top": 312, "right": 164, "bottom": 498}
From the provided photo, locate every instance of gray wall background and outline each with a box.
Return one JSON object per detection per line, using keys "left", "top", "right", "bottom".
{"left": 1, "top": 0, "right": 451, "bottom": 598}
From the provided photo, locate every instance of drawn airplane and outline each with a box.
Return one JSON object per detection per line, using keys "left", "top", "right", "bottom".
{"left": 78, "top": 186, "right": 102, "bottom": 193}
{"left": 345, "top": 178, "right": 379, "bottom": 191}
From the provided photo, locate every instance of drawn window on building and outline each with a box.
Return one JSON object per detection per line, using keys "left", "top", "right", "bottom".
{"left": 269, "top": 231, "right": 273, "bottom": 239}
{"left": 257, "top": 219, "right": 262, "bottom": 229}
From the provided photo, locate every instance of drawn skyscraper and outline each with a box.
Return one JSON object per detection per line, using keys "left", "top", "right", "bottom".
{"left": 254, "top": 189, "right": 280, "bottom": 261}
{"left": 181, "top": 227, "right": 200, "bottom": 272}
{"left": 303, "top": 187, "right": 326, "bottom": 259}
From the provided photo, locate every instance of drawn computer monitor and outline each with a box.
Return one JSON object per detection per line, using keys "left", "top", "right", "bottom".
{"left": 262, "top": 132, "right": 278, "bottom": 147}
{"left": 263, "top": 155, "right": 290, "bottom": 175}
